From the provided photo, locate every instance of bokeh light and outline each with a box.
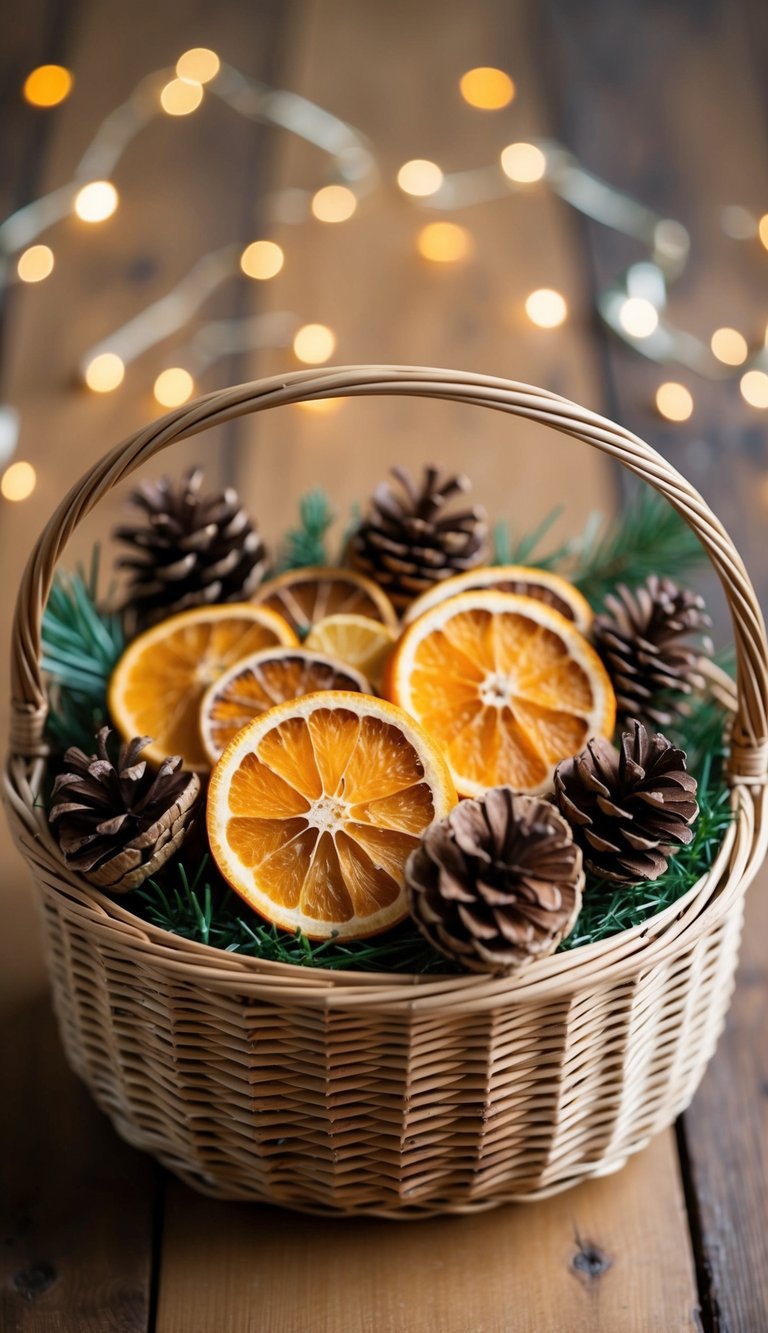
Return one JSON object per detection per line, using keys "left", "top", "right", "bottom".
{"left": 500, "top": 142, "right": 546, "bottom": 183}
{"left": 84, "top": 352, "right": 125, "bottom": 393}
{"left": 740, "top": 369, "right": 768, "bottom": 409}
{"left": 296, "top": 397, "right": 343, "bottom": 414}
{"left": 618, "top": 296, "right": 659, "bottom": 339}
{"left": 293, "top": 324, "right": 336, "bottom": 364}
{"left": 525, "top": 288, "right": 567, "bottom": 328}
{"left": 656, "top": 382, "right": 694, "bottom": 422}
{"left": 154, "top": 368, "right": 195, "bottom": 407}
{"left": 1, "top": 461, "right": 37, "bottom": 502}
{"left": 160, "top": 78, "right": 204, "bottom": 116}
{"left": 176, "top": 48, "right": 220, "bottom": 84}
{"left": 23, "top": 65, "right": 73, "bottom": 107}
{"left": 16, "top": 245, "right": 54, "bottom": 283}
{"left": 459, "top": 67, "right": 515, "bottom": 110}
{"left": 417, "top": 222, "right": 473, "bottom": 263}
{"left": 311, "top": 185, "right": 358, "bottom": 223}
{"left": 397, "top": 160, "right": 444, "bottom": 197}
{"left": 758, "top": 214, "right": 768, "bottom": 251}
{"left": 710, "top": 327, "right": 748, "bottom": 366}
{"left": 240, "top": 240, "right": 284, "bottom": 279}
{"left": 74, "top": 181, "right": 118, "bottom": 223}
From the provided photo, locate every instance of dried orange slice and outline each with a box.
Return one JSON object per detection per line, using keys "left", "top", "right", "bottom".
{"left": 403, "top": 565, "right": 593, "bottom": 632}
{"left": 253, "top": 566, "right": 398, "bottom": 637}
{"left": 199, "top": 647, "right": 371, "bottom": 763}
{"left": 109, "top": 604, "right": 297, "bottom": 770}
{"left": 387, "top": 590, "right": 615, "bottom": 798}
{"left": 207, "top": 692, "right": 456, "bottom": 939}
{"left": 304, "top": 614, "right": 398, "bottom": 690}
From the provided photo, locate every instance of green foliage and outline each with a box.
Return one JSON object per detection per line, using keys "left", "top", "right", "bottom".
{"left": 277, "top": 489, "right": 334, "bottom": 571}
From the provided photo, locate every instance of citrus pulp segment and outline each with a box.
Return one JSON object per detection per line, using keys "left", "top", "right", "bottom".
{"left": 304, "top": 614, "right": 398, "bottom": 690}
{"left": 402, "top": 564, "right": 593, "bottom": 632}
{"left": 253, "top": 566, "right": 398, "bottom": 637}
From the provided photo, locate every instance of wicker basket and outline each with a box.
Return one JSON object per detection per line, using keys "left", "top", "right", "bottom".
{"left": 6, "top": 366, "right": 768, "bottom": 1219}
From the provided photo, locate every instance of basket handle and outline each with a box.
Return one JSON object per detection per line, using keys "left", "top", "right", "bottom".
{"left": 9, "top": 365, "right": 768, "bottom": 784}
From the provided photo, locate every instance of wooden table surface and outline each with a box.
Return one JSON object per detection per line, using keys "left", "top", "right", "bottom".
{"left": 1, "top": 1, "right": 767, "bottom": 1329}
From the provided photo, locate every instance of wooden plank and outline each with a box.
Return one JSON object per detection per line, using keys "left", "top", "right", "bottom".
{"left": 0, "top": 995, "right": 158, "bottom": 1333}
{"left": 156, "top": 1133, "right": 698, "bottom": 1333}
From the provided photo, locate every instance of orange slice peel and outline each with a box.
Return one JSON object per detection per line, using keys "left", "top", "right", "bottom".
{"left": 403, "top": 564, "right": 593, "bottom": 632}
{"left": 253, "top": 565, "right": 398, "bottom": 637}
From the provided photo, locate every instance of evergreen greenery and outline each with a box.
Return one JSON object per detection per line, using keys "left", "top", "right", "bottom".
{"left": 276, "top": 489, "right": 334, "bottom": 571}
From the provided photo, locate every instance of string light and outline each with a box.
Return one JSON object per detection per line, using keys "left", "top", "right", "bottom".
{"left": 710, "top": 327, "right": 748, "bottom": 366}
{"left": 73, "top": 181, "right": 118, "bottom": 223}
{"left": 240, "top": 240, "right": 284, "bottom": 279}
{"left": 293, "top": 324, "right": 336, "bottom": 364}
{"left": 311, "top": 185, "right": 357, "bottom": 223}
{"left": 160, "top": 78, "right": 204, "bottom": 116}
{"left": 656, "top": 382, "right": 693, "bottom": 421}
{"left": 758, "top": 214, "right": 768, "bottom": 251}
{"left": 23, "top": 65, "right": 73, "bottom": 107}
{"left": 525, "top": 288, "right": 567, "bottom": 328}
{"left": 16, "top": 245, "right": 54, "bottom": 283}
{"left": 417, "top": 222, "right": 473, "bottom": 263}
{"left": 153, "top": 368, "right": 194, "bottom": 406}
{"left": 1, "top": 460, "right": 36, "bottom": 501}
{"left": 459, "top": 67, "right": 515, "bottom": 110}
{"left": 618, "top": 297, "right": 659, "bottom": 339}
{"left": 397, "top": 160, "right": 444, "bottom": 197}
{"left": 740, "top": 369, "right": 768, "bottom": 409}
{"left": 501, "top": 143, "right": 546, "bottom": 183}
{"left": 176, "top": 48, "right": 220, "bottom": 84}
{"left": 84, "top": 352, "right": 125, "bottom": 393}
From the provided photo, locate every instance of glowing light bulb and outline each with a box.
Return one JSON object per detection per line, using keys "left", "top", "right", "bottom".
{"left": 74, "top": 181, "right": 118, "bottom": 223}
{"left": 500, "top": 142, "right": 546, "bottom": 183}
{"left": 618, "top": 297, "right": 659, "bottom": 339}
{"left": 23, "top": 65, "right": 73, "bottom": 107}
{"left": 1, "top": 461, "right": 36, "bottom": 501}
{"left": 240, "top": 240, "right": 284, "bottom": 279}
{"left": 397, "top": 159, "right": 443, "bottom": 197}
{"left": 293, "top": 324, "right": 336, "bottom": 365}
{"left": 710, "top": 327, "right": 748, "bottom": 366}
{"left": 459, "top": 67, "right": 515, "bottom": 110}
{"left": 417, "top": 222, "right": 473, "bottom": 263}
{"left": 154, "top": 368, "right": 194, "bottom": 407}
{"left": 757, "top": 214, "right": 768, "bottom": 250}
{"left": 525, "top": 288, "right": 567, "bottom": 328}
{"left": 160, "top": 77, "right": 203, "bottom": 116}
{"left": 84, "top": 352, "right": 125, "bottom": 393}
{"left": 656, "top": 382, "right": 693, "bottom": 422}
{"left": 311, "top": 185, "right": 357, "bottom": 223}
{"left": 16, "top": 245, "right": 54, "bottom": 283}
{"left": 176, "top": 48, "right": 220, "bottom": 84}
{"left": 740, "top": 370, "right": 768, "bottom": 409}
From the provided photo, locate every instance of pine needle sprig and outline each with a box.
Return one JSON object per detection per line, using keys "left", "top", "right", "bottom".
{"left": 492, "top": 507, "right": 570, "bottom": 568}
{"left": 568, "top": 490, "right": 705, "bottom": 606}
{"left": 277, "top": 489, "right": 335, "bottom": 571}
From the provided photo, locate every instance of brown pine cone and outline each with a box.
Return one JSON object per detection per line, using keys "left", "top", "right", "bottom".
{"left": 350, "top": 465, "right": 487, "bottom": 609}
{"left": 114, "top": 467, "right": 269, "bottom": 630}
{"left": 49, "top": 727, "right": 200, "bottom": 893}
{"left": 406, "top": 789, "right": 584, "bottom": 975}
{"left": 554, "top": 719, "right": 698, "bottom": 884}
{"left": 592, "top": 575, "right": 712, "bottom": 726}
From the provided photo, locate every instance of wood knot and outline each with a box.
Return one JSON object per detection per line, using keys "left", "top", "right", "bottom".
{"left": 571, "top": 1237, "right": 612, "bottom": 1283}
{"left": 12, "top": 1259, "right": 57, "bottom": 1299}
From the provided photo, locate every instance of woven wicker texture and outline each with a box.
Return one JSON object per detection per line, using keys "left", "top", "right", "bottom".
{"left": 5, "top": 366, "right": 768, "bottom": 1217}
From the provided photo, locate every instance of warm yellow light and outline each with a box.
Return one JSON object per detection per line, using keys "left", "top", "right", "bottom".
{"left": 397, "top": 159, "right": 444, "bottom": 197}
{"left": 759, "top": 214, "right": 768, "bottom": 251}
{"left": 296, "top": 397, "right": 343, "bottom": 414}
{"left": 84, "top": 352, "right": 125, "bottom": 393}
{"left": 619, "top": 296, "right": 659, "bottom": 339}
{"left": 417, "top": 222, "right": 473, "bottom": 263}
{"left": 656, "top": 382, "right": 693, "bottom": 422}
{"left": 525, "top": 288, "right": 567, "bottom": 328}
{"left": 16, "top": 245, "right": 54, "bottom": 283}
{"left": 293, "top": 324, "right": 336, "bottom": 365}
{"left": 311, "top": 185, "right": 358, "bottom": 223}
{"left": 74, "top": 181, "right": 118, "bottom": 223}
{"left": 459, "top": 67, "right": 515, "bottom": 110}
{"left": 500, "top": 142, "right": 546, "bottom": 183}
{"left": 740, "top": 369, "right": 768, "bottom": 409}
{"left": 240, "top": 240, "right": 284, "bottom": 279}
{"left": 160, "top": 77, "right": 204, "bottom": 116}
{"left": 154, "top": 368, "right": 195, "bottom": 407}
{"left": 176, "top": 48, "right": 220, "bottom": 84}
{"left": 1, "top": 461, "right": 36, "bottom": 502}
{"left": 23, "top": 64, "right": 73, "bottom": 107}
{"left": 710, "top": 327, "right": 748, "bottom": 366}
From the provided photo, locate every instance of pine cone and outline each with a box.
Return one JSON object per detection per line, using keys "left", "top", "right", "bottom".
{"left": 554, "top": 719, "right": 698, "bottom": 884}
{"left": 49, "top": 727, "right": 201, "bottom": 893}
{"left": 114, "top": 468, "right": 268, "bottom": 629}
{"left": 350, "top": 465, "right": 487, "bottom": 609}
{"left": 593, "top": 575, "right": 712, "bottom": 726}
{"left": 406, "top": 789, "right": 584, "bottom": 975}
